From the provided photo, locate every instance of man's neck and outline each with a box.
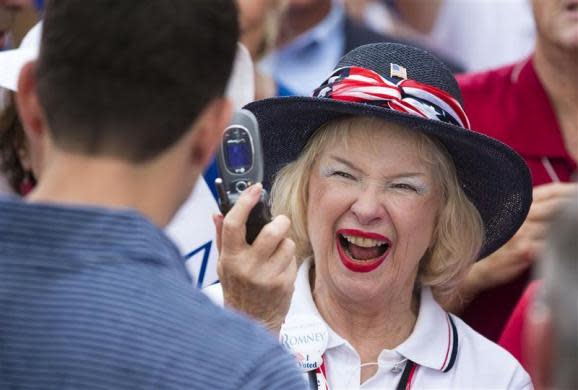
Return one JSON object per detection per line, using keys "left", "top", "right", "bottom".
{"left": 533, "top": 38, "right": 578, "bottom": 160}
{"left": 277, "top": 0, "right": 332, "bottom": 47}
{"left": 27, "top": 152, "right": 192, "bottom": 227}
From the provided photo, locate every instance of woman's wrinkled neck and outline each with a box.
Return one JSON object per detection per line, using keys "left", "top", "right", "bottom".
{"left": 309, "top": 263, "right": 419, "bottom": 363}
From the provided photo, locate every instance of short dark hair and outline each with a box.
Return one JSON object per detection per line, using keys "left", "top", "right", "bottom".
{"left": 36, "top": 0, "right": 239, "bottom": 162}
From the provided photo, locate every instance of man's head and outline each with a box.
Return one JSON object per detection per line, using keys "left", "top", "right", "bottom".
{"left": 532, "top": 0, "right": 578, "bottom": 51}
{"left": 19, "top": 0, "right": 238, "bottom": 163}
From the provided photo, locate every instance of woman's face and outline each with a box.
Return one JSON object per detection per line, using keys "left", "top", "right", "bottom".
{"left": 307, "top": 125, "right": 442, "bottom": 305}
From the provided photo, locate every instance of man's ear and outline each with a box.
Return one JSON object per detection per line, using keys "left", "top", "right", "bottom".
{"left": 189, "top": 97, "right": 233, "bottom": 169}
{"left": 15, "top": 61, "right": 50, "bottom": 178}
{"left": 16, "top": 61, "right": 48, "bottom": 145}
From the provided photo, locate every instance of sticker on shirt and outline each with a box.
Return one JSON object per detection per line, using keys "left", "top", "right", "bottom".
{"left": 295, "top": 351, "right": 323, "bottom": 372}
{"left": 280, "top": 314, "right": 329, "bottom": 361}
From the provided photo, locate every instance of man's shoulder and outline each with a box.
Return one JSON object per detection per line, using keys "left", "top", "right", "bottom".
{"left": 458, "top": 63, "right": 518, "bottom": 102}
{"left": 154, "top": 290, "right": 305, "bottom": 388}
{"left": 456, "top": 62, "right": 522, "bottom": 139}
{"left": 0, "top": 213, "right": 303, "bottom": 388}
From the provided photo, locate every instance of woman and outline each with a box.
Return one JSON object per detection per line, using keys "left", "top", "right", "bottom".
{"left": 208, "top": 42, "right": 533, "bottom": 389}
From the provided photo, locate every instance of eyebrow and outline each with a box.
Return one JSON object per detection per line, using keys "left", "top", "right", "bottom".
{"left": 327, "top": 155, "right": 428, "bottom": 179}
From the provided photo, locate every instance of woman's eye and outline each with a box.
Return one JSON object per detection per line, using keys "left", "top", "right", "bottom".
{"left": 332, "top": 170, "right": 355, "bottom": 180}
{"left": 392, "top": 183, "right": 417, "bottom": 192}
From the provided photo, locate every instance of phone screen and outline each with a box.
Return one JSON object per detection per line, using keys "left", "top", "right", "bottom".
{"left": 223, "top": 127, "right": 254, "bottom": 174}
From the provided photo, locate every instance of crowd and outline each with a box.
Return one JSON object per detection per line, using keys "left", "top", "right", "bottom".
{"left": 0, "top": 0, "right": 576, "bottom": 389}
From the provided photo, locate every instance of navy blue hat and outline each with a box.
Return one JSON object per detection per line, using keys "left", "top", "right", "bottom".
{"left": 245, "top": 43, "right": 532, "bottom": 260}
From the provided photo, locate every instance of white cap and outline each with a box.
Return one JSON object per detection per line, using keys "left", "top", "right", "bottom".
{"left": 0, "top": 22, "right": 42, "bottom": 92}
{"left": 0, "top": 22, "right": 255, "bottom": 109}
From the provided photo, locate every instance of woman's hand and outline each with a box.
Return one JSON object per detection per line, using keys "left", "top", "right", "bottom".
{"left": 442, "top": 182, "right": 577, "bottom": 313}
{"left": 213, "top": 183, "right": 297, "bottom": 334}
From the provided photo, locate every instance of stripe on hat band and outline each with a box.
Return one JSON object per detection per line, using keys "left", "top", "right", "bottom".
{"left": 313, "top": 66, "right": 471, "bottom": 130}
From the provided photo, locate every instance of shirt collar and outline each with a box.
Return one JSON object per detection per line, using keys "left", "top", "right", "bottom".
{"left": 396, "top": 288, "right": 459, "bottom": 372}
{"left": 0, "top": 196, "right": 185, "bottom": 272}
{"left": 508, "top": 57, "right": 569, "bottom": 158}
{"left": 287, "top": 259, "right": 459, "bottom": 372}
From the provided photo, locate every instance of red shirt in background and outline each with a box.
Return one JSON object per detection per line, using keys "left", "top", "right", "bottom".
{"left": 498, "top": 280, "right": 542, "bottom": 370}
{"left": 456, "top": 58, "right": 576, "bottom": 342}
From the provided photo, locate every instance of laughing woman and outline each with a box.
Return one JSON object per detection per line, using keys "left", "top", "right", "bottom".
{"left": 208, "top": 43, "right": 533, "bottom": 389}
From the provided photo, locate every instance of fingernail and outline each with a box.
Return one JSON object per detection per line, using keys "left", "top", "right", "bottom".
{"left": 251, "top": 182, "right": 263, "bottom": 194}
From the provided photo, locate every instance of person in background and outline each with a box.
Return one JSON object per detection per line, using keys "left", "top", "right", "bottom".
{"left": 0, "top": 0, "right": 38, "bottom": 50}
{"left": 444, "top": 0, "right": 578, "bottom": 343}
{"left": 208, "top": 42, "right": 532, "bottom": 389}
{"left": 498, "top": 174, "right": 577, "bottom": 372}
{"left": 524, "top": 199, "right": 577, "bottom": 389}
{"left": 0, "top": 22, "right": 40, "bottom": 195}
{"left": 236, "top": 0, "right": 290, "bottom": 98}
{"left": 260, "top": 0, "right": 463, "bottom": 97}
{"left": 0, "top": 88, "right": 34, "bottom": 194}
{"left": 0, "top": 1, "right": 305, "bottom": 388}
{"left": 0, "top": 0, "right": 26, "bottom": 48}
{"left": 342, "top": 0, "right": 460, "bottom": 66}
{"left": 391, "top": 0, "right": 536, "bottom": 71}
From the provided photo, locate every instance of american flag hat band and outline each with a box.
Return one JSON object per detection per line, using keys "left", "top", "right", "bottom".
{"left": 313, "top": 66, "right": 471, "bottom": 130}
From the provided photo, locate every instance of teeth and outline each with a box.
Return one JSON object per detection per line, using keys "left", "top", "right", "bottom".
{"left": 342, "top": 234, "right": 386, "bottom": 248}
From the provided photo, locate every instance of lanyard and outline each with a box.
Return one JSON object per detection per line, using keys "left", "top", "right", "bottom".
{"left": 307, "top": 357, "right": 418, "bottom": 390}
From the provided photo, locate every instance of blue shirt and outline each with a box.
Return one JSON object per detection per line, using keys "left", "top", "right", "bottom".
{"left": 0, "top": 197, "right": 305, "bottom": 389}
{"left": 259, "top": 1, "right": 345, "bottom": 96}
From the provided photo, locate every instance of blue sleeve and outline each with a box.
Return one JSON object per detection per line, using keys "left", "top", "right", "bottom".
{"left": 236, "top": 344, "right": 307, "bottom": 390}
{"left": 276, "top": 81, "right": 296, "bottom": 97}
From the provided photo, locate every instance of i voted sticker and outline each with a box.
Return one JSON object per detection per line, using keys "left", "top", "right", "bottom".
{"left": 295, "top": 351, "right": 323, "bottom": 372}
{"left": 279, "top": 315, "right": 329, "bottom": 358}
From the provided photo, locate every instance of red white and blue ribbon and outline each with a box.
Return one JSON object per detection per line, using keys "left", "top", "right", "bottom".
{"left": 313, "top": 66, "right": 471, "bottom": 130}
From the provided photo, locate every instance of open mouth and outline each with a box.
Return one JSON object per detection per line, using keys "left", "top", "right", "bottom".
{"left": 336, "top": 229, "right": 391, "bottom": 273}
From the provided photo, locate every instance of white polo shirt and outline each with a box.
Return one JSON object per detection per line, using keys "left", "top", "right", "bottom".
{"left": 204, "top": 260, "right": 533, "bottom": 389}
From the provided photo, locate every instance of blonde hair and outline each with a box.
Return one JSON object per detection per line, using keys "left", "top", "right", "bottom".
{"left": 271, "top": 116, "right": 484, "bottom": 298}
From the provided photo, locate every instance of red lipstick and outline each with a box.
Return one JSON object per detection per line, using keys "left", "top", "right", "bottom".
{"left": 336, "top": 229, "right": 391, "bottom": 273}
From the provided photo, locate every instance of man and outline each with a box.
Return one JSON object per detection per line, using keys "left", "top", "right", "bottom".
{"left": 0, "top": 1, "right": 304, "bottom": 388}
{"left": 450, "top": 0, "right": 577, "bottom": 342}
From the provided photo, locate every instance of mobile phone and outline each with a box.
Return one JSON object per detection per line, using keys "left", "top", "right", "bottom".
{"left": 215, "top": 109, "right": 271, "bottom": 244}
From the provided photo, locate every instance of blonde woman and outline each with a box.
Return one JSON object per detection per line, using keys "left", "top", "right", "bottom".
{"left": 209, "top": 43, "right": 533, "bottom": 389}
